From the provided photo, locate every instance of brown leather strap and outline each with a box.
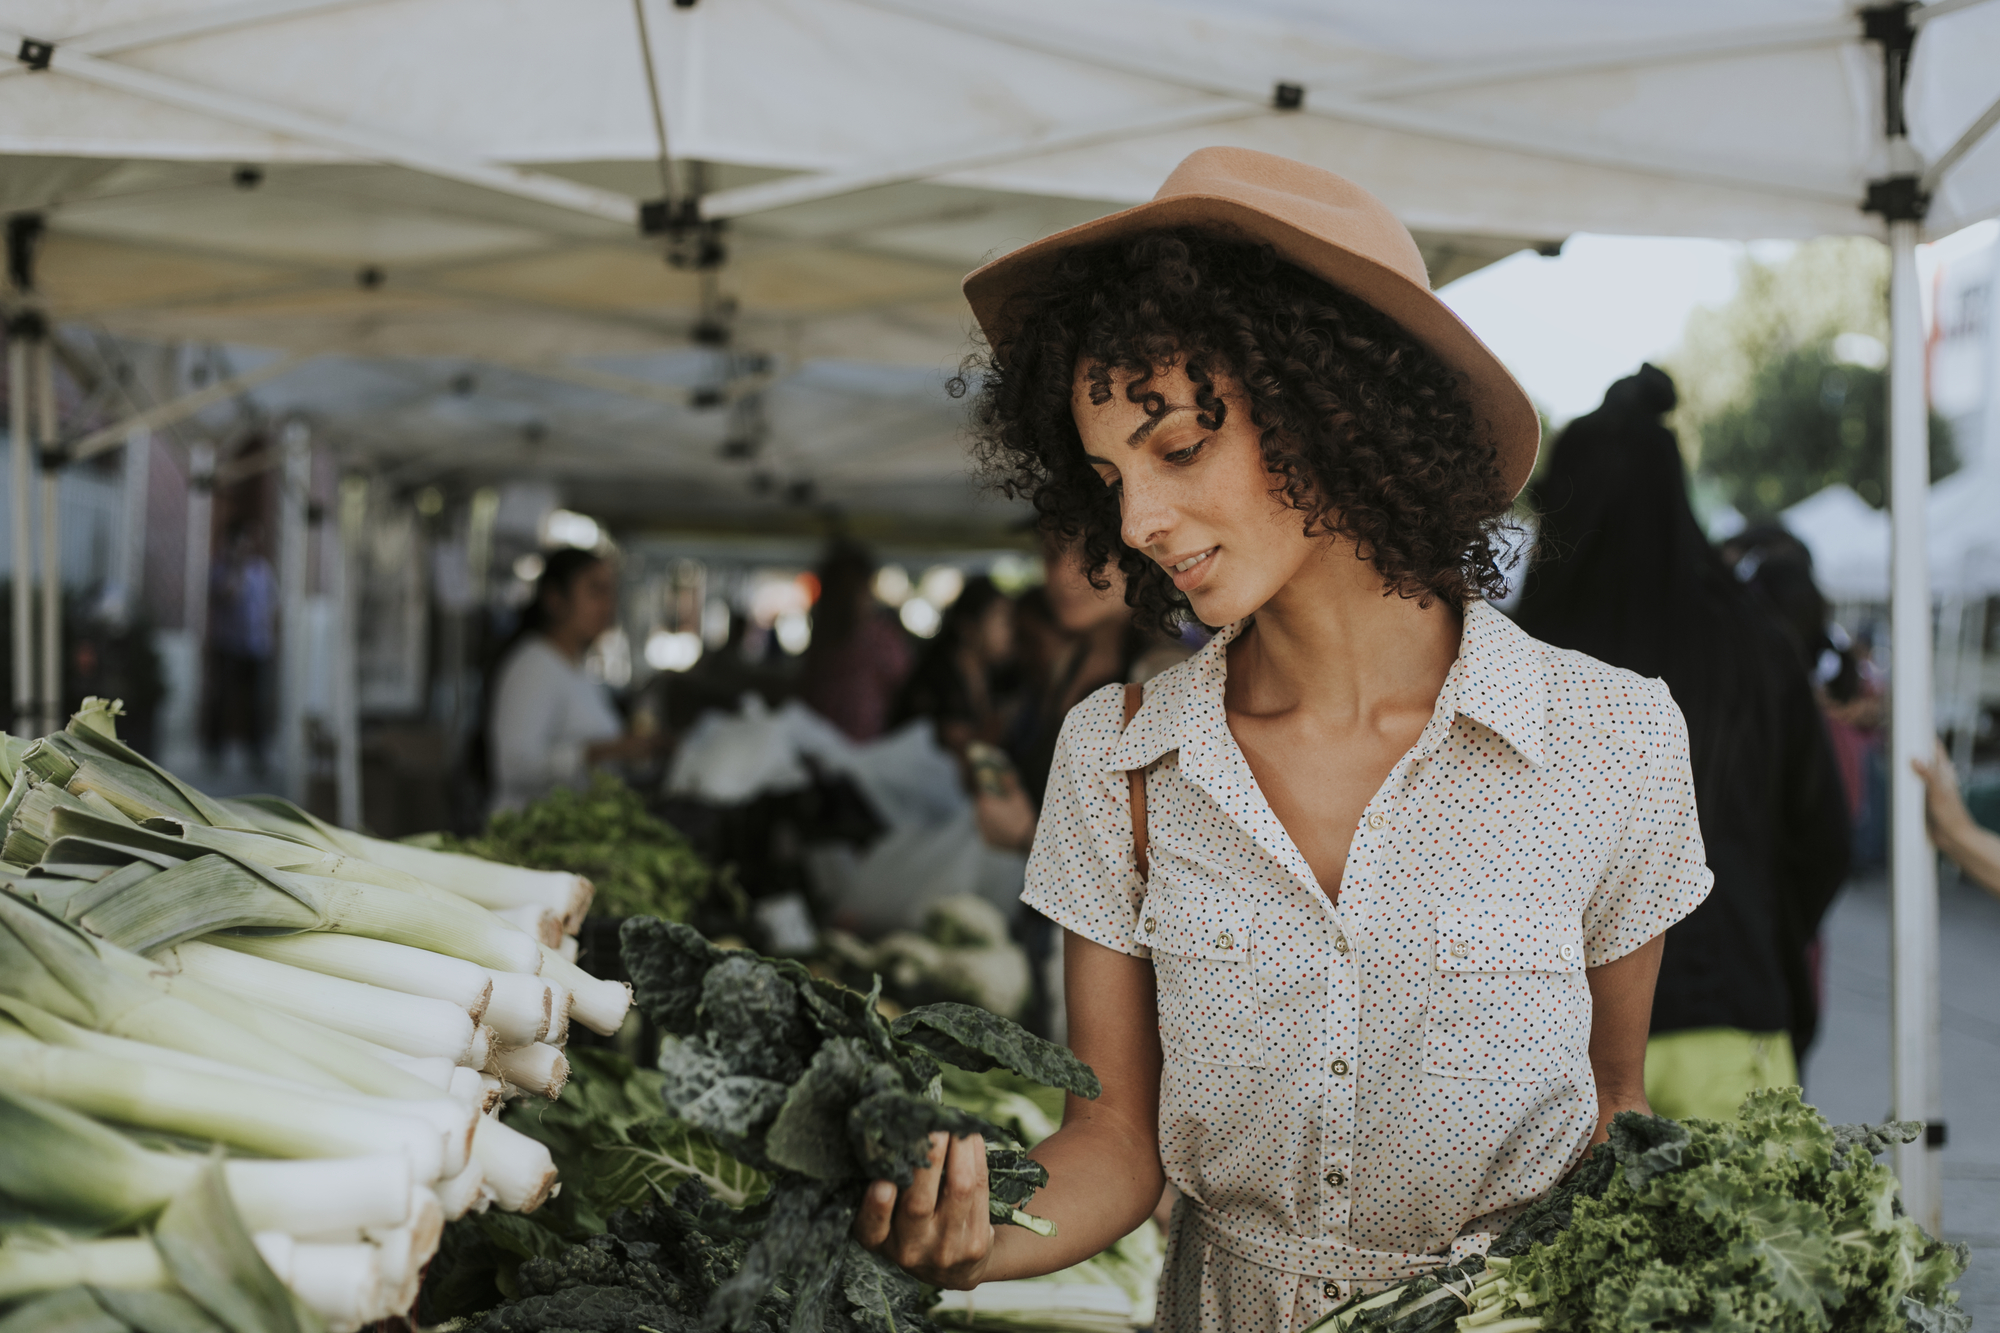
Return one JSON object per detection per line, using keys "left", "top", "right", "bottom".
{"left": 1123, "top": 682, "right": 1149, "bottom": 883}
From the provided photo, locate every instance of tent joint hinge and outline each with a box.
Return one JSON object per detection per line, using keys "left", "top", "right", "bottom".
{"left": 1273, "top": 82, "right": 1305, "bottom": 111}
{"left": 1863, "top": 174, "right": 1929, "bottom": 222}
{"left": 14, "top": 37, "right": 53, "bottom": 71}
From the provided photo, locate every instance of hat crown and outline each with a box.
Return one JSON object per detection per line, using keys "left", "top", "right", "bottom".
{"left": 1153, "top": 147, "right": 1430, "bottom": 291}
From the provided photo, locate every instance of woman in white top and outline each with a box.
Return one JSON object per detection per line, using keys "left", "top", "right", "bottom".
{"left": 854, "top": 149, "right": 1711, "bottom": 1332}
{"left": 488, "top": 548, "right": 658, "bottom": 811}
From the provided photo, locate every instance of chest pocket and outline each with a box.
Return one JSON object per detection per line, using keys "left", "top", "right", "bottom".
{"left": 1135, "top": 872, "right": 1267, "bottom": 1068}
{"left": 1423, "top": 901, "right": 1590, "bottom": 1083}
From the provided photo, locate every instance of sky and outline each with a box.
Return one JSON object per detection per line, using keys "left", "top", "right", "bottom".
{"left": 1436, "top": 233, "right": 1756, "bottom": 426}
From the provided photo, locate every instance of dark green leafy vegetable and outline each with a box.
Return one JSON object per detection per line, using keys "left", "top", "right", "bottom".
{"left": 1310, "top": 1089, "right": 1969, "bottom": 1333}
{"left": 890, "top": 1004, "right": 1101, "bottom": 1100}
{"left": 440, "top": 774, "right": 728, "bottom": 920}
{"left": 619, "top": 916, "right": 1098, "bottom": 1330}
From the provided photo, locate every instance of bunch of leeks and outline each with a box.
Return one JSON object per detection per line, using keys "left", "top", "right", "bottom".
{"left": 0, "top": 700, "right": 640, "bottom": 1331}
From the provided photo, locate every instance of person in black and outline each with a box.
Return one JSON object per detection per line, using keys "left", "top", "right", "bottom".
{"left": 1516, "top": 364, "right": 1850, "bottom": 1119}
{"left": 890, "top": 575, "right": 1015, "bottom": 756}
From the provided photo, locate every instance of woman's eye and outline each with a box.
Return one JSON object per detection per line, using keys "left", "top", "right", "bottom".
{"left": 1164, "top": 439, "right": 1207, "bottom": 466}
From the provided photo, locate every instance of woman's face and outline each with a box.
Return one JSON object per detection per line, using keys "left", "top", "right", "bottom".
{"left": 549, "top": 560, "right": 620, "bottom": 644}
{"left": 971, "top": 597, "right": 1015, "bottom": 665}
{"left": 1073, "top": 359, "right": 1323, "bottom": 628}
{"left": 1042, "top": 539, "right": 1130, "bottom": 634}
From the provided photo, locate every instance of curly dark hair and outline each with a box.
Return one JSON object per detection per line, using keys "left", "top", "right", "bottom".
{"left": 954, "top": 228, "right": 1514, "bottom": 632}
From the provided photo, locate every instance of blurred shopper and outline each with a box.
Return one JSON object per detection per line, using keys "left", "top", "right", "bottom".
{"left": 487, "top": 548, "right": 658, "bottom": 812}
{"left": 1517, "top": 364, "right": 1850, "bottom": 1119}
{"left": 1914, "top": 742, "right": 2000, "bottom": 896}
{"left": 799, "top": 540, "right": 912, "bottom": 742}
{"left": 891, "top": 575, "right": 1015, "bottom": 753}
{"left": 1002, "top": 533, "right": 1191, "bottom": 813}
{"left": 205, "top": 520, "right": 277, "bottom": 774}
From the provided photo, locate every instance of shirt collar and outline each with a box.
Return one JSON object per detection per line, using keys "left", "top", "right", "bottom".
{"left": 1104, "top": 603, "right": 1545, "bottom": 772}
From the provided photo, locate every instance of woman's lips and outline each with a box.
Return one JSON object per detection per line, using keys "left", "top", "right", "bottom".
{"left": 1167, "top": 546, "right": 1217, "bottom": 592}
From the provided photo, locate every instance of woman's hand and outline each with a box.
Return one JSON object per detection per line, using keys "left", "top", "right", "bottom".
{"left": 852, "top": 1133, "right": 994, "bottom": 1290}
{"left": 1914, "top": 741, "right": 2000, "bottom": 896}
{"left": 974, "top": 776, "right": 1038, "bottom": 853}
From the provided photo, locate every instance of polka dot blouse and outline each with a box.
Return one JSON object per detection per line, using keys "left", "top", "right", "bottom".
{"left": 1021, "top": 601, "right": 1712, "bottom": 1302}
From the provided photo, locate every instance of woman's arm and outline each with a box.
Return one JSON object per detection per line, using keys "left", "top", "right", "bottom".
{"left": 853, "top": 931, "right": 1165, "bottom": 1288}
{"left": 1584, "top": 932, "right": 1664, "bottom": 1142}
{"left": 1914, "top": 745, "right": 2000, "bottom": 897}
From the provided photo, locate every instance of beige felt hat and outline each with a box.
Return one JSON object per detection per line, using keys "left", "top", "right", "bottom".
{"left": 963, "top": 146, "right": 1541, "bottom": 498}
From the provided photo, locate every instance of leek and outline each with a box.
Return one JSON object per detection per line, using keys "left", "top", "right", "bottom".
{"left": 226, "top": 794, "right": 593, "bottom": 929}
{"left": 159, "top": 941, "right": 481, "bottom": 1064}
{"left": 203, "top": 931, "right": 493, "bottom": 1019}
{"left": 20, "top": 804, "right": 543, "bottom": 972}
{"left": 471, "top": 1115, "right": 558, "bottom": 1213}
{"left": 433, "top": 1157, "right": 491, "bottom": 1220}
{"left": 1, "top": 1035, "right": 452, "bottom": 1183}
{"left": 251, "top": 1233, "right": 384, "bottom": 1331}
{"left": 493, "top": 903, "right": 563, "bottom": 947}
{"left": 487, "top": 1041, "right": 570, "bottom": 1100}
{"left": 481, "top": 969, "right": 552, "bottom": 1045}
{"left": 0, "top": 1087, "right": 414, "bottom": 1236}
{"left": 536, "top": 942, "right": 632, "bottom": 1036}
{"left": 0, "top": 891, "right": 349, "bottom": 1092}
{"left": 0, "top": 1004, "right": 474, "bottom": 1181}
{"left": 0, "top": 1233, "right": 166, "bottom": 1301}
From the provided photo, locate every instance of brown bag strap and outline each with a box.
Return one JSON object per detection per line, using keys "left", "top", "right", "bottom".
{"left": 1123, "top": 682, "right": 1149, "bottom": 883}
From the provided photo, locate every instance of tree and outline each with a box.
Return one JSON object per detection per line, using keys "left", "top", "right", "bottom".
{"left": 1699, "top": 344, "right": 1954, "bottom": 515}
{"left": 1665, "top": 236, "right": 1955, "bottom": 518}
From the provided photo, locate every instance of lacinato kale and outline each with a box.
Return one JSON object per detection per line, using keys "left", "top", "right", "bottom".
{"left": 1309, "top": 1089, "right": 1970, "bottom": 1333}
{"left": 619, "top": 917, "right": 1093, "bottom": 1332}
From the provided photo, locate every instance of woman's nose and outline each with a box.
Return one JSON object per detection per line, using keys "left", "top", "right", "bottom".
{"left": 1119, "top": 471, "right": 1173, "bottom": 553}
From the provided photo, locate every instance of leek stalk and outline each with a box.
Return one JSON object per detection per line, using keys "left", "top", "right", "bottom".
{"left": 537, "top": 942, "right": 632, "bottom": 1036}
{"left": 160, "top": 941, "right": 480, "bottom": 1064}
{"left": 1, "top": 1035, "right": 453, "bottom": 1183}
{"left": 0, "top": 1087, "right": 414, "bottom": 1236}
{"left": 487, "top": 1042, "right": 570, "bottom": 1100}
{"left": 480, "top": 969, "right": 552, "bottom": 1045}
{"left": 204, "top": 930, "right": 493, "bottom": 1019}
{"left": 471, "top": 1115, "right": 558, "bottom": 1213}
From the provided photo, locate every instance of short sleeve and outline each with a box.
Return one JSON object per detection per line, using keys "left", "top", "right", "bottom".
{"left": 1021, "top": 692, "right": 1150, "bottom": 959}
{"left": 1582, "top": 678, "right": 1714, "bottom": 967}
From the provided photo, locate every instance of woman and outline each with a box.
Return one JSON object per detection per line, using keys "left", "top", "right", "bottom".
{"left": 799, "top": 539, "right": 912, "bottom": 742}
{"left": 892, "top": 575, "right": 1016, "bottom": 753}
{"left": 1515, "top": 366, "right": 1849, "bottom": 1113}
{"left": 855, "top": 148, "right": 1712, "bottom": 1332}
{"left": 487, "top": 548, "right": 658, "bottom": 812}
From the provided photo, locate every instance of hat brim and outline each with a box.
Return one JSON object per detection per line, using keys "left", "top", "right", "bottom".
{"left": 963, "top": 194, "right": 1541, "bottom": 500}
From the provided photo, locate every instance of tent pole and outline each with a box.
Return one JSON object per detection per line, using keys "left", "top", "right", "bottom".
{"left": 7, "top": 331, "right": 33, "bottom": 735}
{"left": 117, "top": 428, "right": 151, "bottom": 627}
{"left": 331, "top": 474, "right": 364, "bottom": 830}
{"left": 1886, "top": 216, "right": 1942, "bottom": 1236}
{"left": 275, "top": 422, "right": 312, "bottom": 804}
{"left": 182, "top": 441, "right": 215, "bottom": 762}
{"left": 35, "top": 339, "right": 61, "bottom": 738}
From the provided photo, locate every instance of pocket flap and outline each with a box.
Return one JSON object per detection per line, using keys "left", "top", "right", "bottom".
{"left": 1133, "top": 883, "right": 1250, "bottom": 961}
{"left": 1435, "top": 908, "right": 1584, "bottom": 973}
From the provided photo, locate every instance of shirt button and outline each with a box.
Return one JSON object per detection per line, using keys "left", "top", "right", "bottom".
{"left": 1216, "top": 931, "right": 1234, "bottom": 949}
{"left": 1324, "top": 1169, "right": 1346, "bottom": 1188}
{"left": 1330, "top": 1058, "right": 1350, "bottom": 1076}
{"left": 1366, "top": 812, "right": 1387, "bottom": 830}
{"left": 1334, "top": 934, "right": 1349, "bottom": 954}
{"left": 1449, "top": 940, "right": 1469, "bottom": 959}
{"left": 1323, "top": 1281, "right": 1340, "bottom": 1301}
{"left": 1144, "top": 917, "right": 1157, "bottom": 934}
{"left": 1560, "top": 943, "right": 1576, "bottom": 961}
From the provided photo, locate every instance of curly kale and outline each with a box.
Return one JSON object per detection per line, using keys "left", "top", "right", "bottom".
{"left": 1312, "top": 1091, "right": 1969, "bottom": 1333}
{"left": 619, "top": 918, "right": 1088, "bottom": 1331}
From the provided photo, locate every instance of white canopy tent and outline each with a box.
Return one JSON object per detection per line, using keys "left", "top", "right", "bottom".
{"left": 3, "top": 0, "right": 1999, "bottom": 1228}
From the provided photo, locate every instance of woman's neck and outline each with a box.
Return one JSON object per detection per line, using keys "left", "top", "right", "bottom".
{"left": 1227, "top": 542, "right": 1462, "bottom": 724}
{"left": 542, "top": 625, "right": 592, "bottom": 664}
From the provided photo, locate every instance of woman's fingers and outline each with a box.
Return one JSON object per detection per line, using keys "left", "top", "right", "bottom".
{"left": 853, "top": 1180, "right": 897, "bottom": 1248}
{"left": 851, "top": 1135, "right": 995, "bottom": 1286}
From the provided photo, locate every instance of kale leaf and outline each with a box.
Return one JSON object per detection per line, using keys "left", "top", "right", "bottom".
{"left": 890, "top": 1004, "right": 1100, "bottom": 1099}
